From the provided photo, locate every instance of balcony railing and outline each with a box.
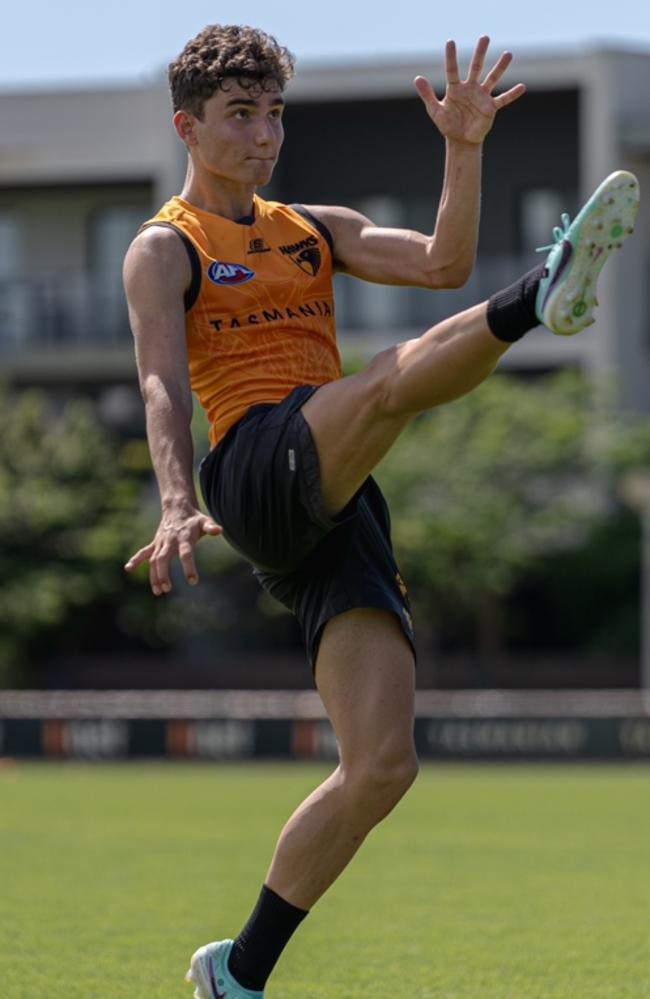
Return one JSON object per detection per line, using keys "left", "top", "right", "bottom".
{"left": 0, "top": 255, "right": 537, "bottom": 355}
{"left": 0, "top": 274, "right": 131, "bottom": 354}
{"left": 334, "top": 253, "right": 536, "bottom": 332}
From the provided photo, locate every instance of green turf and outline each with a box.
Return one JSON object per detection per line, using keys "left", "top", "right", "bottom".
{"left": 1, "top": 761, "right": 650, "bottom": 998}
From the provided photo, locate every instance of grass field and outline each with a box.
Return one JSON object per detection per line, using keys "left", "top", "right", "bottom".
{"left": 1, "top": 761, "right": 650, "bottom": 998}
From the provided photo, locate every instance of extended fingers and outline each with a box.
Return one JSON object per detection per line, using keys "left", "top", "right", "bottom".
{"left": 493, "top": 82, "right": 526, "bottom": 109}
{"left": 466, "top": 35, "right": 490, "bottom": 83}
{"left": 124, "top": 542, "right": 155, "bottom": 572}
{"left": 178, "top": 516, "right": 222, "bottom": 585}
{"left": 200, "top": 516, "right": 223, "bottom": 537}
{"left": 150, "top": 545, "right": 173, "bottom": 596}
{"left": 414, "top": 75, "right": 441, "bottom": 115}
{"left": 124, "top": 538, "right": 173, "bottom": 595}
{"left": 482, "top": 51, "right": 513, "bottom": 92}
{"left": 153, "top": 517, "right": 222, "bottom": 592}
{"left": 124, "top": 539, "right": 170, "bottom": 595}
{"left": 445, "top": 40, "right": 460, "bottom": 85}
{"left": 127, "top": 515, "right": 222, "bottom": 595}
{"left": 178, "top": 540, "right": 199, "bottom": 586}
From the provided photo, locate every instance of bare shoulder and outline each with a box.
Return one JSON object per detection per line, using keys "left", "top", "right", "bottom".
{"left": 303, "top": 204, "right": 371, "bottom": 233}
{"left": 300, "top": 206, "right": 374, "bottom": 270}
{"left": 123, "top": 224, "right": 191, "bottom": 302}
{"left": 300, "top": 205, "right": 377, "bottom": 273}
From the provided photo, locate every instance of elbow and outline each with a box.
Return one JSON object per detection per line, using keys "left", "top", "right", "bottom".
{"left": 425, "top": 240, "right": 474, "bottom": 290}
{"left": 428, "top": 261, "right": 473, "bottom": 290}
{"left": 442, "top": 265, "right": 472, "bottom": 289}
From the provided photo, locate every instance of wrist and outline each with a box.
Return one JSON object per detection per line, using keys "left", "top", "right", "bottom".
{"left": 161, "top": 493, "right": 198, "bottom": 514}
{"left": 445, "top": 136, "right": 483, "bottom": 153}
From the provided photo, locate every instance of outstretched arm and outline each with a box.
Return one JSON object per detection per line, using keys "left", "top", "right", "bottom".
{"left": 122, "top": 226, "right": 222, "bottom": 595}
{"left": 309, "top": 36, "right": 525, "bottom": 289}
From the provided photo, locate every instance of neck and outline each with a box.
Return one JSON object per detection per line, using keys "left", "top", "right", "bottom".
{"left": 179, "top": 158, "right": 256, "bottom": 220}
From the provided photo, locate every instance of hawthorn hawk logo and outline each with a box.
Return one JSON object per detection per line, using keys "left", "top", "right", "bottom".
{"left": 291, "top": 246, "right": 322, "bottom": 277}
{"left": 279, "top": 235, "right": 322, "bottom": 277}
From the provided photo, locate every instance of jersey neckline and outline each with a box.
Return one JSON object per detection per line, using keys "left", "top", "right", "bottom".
{"left": 172, "top": 193, "right": 260, "bottom": 227}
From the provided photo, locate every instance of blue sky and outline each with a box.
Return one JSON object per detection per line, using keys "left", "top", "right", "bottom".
{"left": 2, "top": 0, "right": 649, "bottom": 88}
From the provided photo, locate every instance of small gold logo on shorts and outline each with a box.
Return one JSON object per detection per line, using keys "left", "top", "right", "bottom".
{"left": 395, "top": 572, "right": 409, "bottom": 600}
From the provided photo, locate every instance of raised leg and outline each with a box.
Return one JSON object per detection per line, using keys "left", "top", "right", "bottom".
{"left": 302, "top": 168, "right": 642, "bottom": 518}
{"left": 301, "top": 302, "right": 508, "bottom": 516}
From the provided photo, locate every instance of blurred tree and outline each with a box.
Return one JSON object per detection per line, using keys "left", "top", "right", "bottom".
{"left": 510, "top": 510, "right": 641, "bottom": 656}
{"left": 2, "top": 372, "right": 649, "bottom": 688}
{"left": 0, "top": 388, "right": 155, "bottom": 685}
{"left": 374, "top": 372, "right": 650, "bottom": 653}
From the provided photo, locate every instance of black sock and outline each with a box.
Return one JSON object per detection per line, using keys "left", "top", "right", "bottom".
{"left": 486, "top": 263, "right": 546, "bottom": 342}
{"left": 227, "top": 884, "right": 309, "bottom": 992}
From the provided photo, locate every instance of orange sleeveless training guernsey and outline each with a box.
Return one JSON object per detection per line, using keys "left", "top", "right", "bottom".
{"left": 141, "top": 194, "right": 341, "bottom": 446}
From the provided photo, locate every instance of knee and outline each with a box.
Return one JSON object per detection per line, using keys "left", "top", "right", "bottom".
{"left": 348, "top": 746, "right": 419, "bottom": 818}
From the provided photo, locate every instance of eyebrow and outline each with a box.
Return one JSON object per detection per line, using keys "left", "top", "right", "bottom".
{"left": 224, "top": 96, "right": 285, "bottom": 107}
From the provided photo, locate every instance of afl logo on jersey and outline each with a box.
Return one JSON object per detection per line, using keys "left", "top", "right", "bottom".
{"left": 207, "top": 260, "right": 255, "bottom": 285}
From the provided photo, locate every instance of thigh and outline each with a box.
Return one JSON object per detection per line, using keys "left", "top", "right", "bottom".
{"left": 200, "top": 384, "right": 335, "bottom": 573}
{"left": 300, "top": 352, "right": 411, "bottom": 518}
{"left": 254, "top": 475, "right": 415, "bottom": 670}
{"left": 315, "top": 607, "right": 416, "bottom": 767}
{"left": 301, "top": 304, "right": 506, "bottom": 518}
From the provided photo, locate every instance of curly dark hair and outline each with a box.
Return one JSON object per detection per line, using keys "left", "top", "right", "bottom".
{"left": 168, "top": 24, "right": 296, "bottom": 119}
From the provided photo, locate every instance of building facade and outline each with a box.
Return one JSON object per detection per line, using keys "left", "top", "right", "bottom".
{"left": 1, "top": 45, "right": 649, "bottom": 413}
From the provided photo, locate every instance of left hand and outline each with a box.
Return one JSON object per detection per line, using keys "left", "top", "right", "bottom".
{"left": 415, "top": 36, "right": 525, "bottom": 145}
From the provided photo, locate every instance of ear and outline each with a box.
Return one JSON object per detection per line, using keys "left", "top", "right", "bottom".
{"left": 173, "top": 109, "right": 197, "bottom": 147}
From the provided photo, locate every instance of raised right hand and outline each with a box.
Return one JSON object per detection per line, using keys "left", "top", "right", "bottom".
{"left": 414, "top": 36, "right": 525, "bottom": 146}
{"left": 124, "top": 504, "right": 223, "bottom": 595}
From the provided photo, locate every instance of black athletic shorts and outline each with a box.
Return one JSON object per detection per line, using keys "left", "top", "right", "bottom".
{"left": 199, "top": 384, "right": 415, "bottom": 671}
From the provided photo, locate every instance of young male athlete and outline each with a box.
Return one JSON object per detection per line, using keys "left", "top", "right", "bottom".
{"left": 123, "top": 23, "right": 639, "bottom": 998}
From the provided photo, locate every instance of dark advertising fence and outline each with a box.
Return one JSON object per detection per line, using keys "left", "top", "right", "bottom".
{"left": 1, "top": 690, "right": 650, "bottom": 761}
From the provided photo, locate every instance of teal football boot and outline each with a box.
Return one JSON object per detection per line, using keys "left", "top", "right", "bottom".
{"left": 186, "top": 940, "right": 264, "bottom": 999}
{"left": 536, "top": 170, "right": 640, "bottom": 335}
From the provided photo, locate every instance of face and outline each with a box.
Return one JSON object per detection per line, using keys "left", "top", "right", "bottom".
{"left": 176, "top": 79, "right": 285, "bottom": 188}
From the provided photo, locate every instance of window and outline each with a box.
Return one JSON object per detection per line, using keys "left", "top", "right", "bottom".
{"left": 519, "top": 189, "right": 565, "bottom": 252}
{"left": 0, "top": 209, "right": 26, "bottom": 348}
{"left": 89, "top": 205, "right": 148, "bottom": 341}
{"left": 0, "top": 209, "right": 20, "bottom": 277}
{"left": 90, "top": 205, "right": 146, "bottom": 279}
{"left": 336, "top": 196, "right": 409, "bottom": 332}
